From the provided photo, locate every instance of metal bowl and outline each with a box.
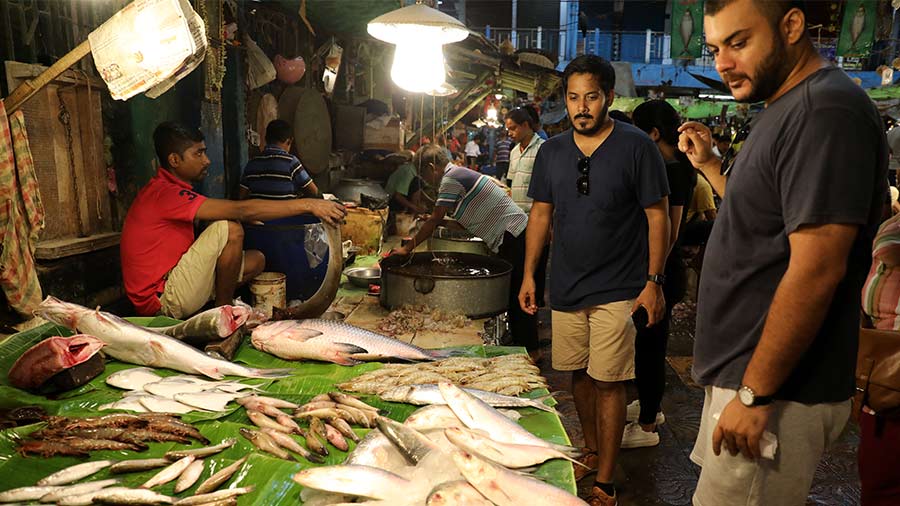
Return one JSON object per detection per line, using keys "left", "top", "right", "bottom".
{"left": 344, "top": 267, "right": 381, "bottom": 288}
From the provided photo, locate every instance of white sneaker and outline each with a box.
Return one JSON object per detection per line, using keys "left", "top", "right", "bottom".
{"left": 624, "top": 400, "right": 666, "bottom": 425}
{"left": 620, "top": 421, "right": 660, "bottom": 449}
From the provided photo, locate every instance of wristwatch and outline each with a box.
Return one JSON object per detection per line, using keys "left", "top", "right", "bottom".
{"left": 647, "top": 274, "right": 666, "bottom": 285}
{"left": 738, "top": 385, "right": 773, "bottom": 407}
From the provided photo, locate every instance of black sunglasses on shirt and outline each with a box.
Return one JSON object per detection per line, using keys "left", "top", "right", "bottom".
{"left": 576, "top": 156, "right": 591, "bottom": 195}
{"left": 720, "top": 122, "right": 751, "bottom": 176}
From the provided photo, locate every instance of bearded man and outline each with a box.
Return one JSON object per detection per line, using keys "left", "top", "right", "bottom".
{"left": 677, "top": 1, "right": 887, "bottom": 504}
{"left": 518, "top": 54, "right": 670, "bottom": 506}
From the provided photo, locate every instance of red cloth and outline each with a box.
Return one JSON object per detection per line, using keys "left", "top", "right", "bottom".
{"left": 121, "top": 168, "right": 206, "bottom": 315}
{"left": 859, "top": 410, "right": 900, "bottom": 506}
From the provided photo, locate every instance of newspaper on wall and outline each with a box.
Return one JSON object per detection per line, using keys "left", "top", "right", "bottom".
{"left": 89, "top": 0, "right": 207, "bottom": 100}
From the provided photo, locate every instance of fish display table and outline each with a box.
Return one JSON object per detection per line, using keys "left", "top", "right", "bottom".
{"left": 0, "top": 318, "right": 575, "bottom": 504}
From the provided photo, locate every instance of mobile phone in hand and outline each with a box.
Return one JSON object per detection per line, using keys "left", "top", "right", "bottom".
{"left": 632, "top": 305, "right": 649, "bottom": 329}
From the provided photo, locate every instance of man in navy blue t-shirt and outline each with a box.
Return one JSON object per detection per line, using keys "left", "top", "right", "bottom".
{"left": 519, "top": 55, "right": 670, "bottom": 505}
{"left": 239, "top": 119, "right": 319, "bottom": 200}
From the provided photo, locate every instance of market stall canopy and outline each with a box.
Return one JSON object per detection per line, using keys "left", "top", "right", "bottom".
{"left": 267, "top": 0, "right": 400, "bottom": 34}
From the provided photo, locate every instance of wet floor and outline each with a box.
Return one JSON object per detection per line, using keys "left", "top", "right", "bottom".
{"left": 532, "top": 302, "right": 861, "bottom": 506}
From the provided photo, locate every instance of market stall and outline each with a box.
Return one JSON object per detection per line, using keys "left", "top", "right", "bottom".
{"left": 0, "top": 294, "right": 577, "bottom": 505}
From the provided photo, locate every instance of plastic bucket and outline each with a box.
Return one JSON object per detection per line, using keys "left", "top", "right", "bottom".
{"left": 250, "top": 272, "right": 286, "bottom": 317}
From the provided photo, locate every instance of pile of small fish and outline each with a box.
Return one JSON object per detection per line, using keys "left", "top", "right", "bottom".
{"left": 237, "top": 392, "right": 377, "bottom": 464}
{"left": 337, "top": 354, "right": 548, "bottom": 396}
{"left": 250, "top": 319, "right": 458, "bottom": 365}
{"left": 0, "top": 439, "right": 253, "bottom": 505}
{"left": 294, "top": 383, "right": 588, "bottom": 506}
{"left": 376, "top": 304, "right": 470, "bottom": 337}
{"left": 35, "top": 296, "right": 292, "bottom": 380}
{"left": 101, "top": 367, "right": 259, "bottom": 414}
{"left": 17, "top": 413, "right": 209, "bottom": 457}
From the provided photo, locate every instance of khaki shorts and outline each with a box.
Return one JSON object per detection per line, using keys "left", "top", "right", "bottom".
{"left": 551, "top": 299, "right": 636, "bottom": 382}
{"left": 159, "top": 220, "right": 244, "bottom": 319}
{"left": 691, "top": 386, "right": 850, "bottom": 506}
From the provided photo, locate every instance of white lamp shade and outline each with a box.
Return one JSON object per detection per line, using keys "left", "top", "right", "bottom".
{"left": 391, "top": 42, "right": 445, "bottom": 93}
{"left": 368, "top": 3, "right": 468, "bottom": 45}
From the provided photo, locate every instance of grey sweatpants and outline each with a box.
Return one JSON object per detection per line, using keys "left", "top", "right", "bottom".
{"left": 691, "top": 386, "right": 850, "bottom": 506}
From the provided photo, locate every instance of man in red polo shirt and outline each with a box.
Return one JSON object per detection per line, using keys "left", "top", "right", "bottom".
{"left": 121, "top": 122, "right": 345, "bottom": 318}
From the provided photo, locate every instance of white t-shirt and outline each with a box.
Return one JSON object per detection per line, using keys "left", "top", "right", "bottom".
{"left": 464, "top": 140, "right": 481, "bottom": 157}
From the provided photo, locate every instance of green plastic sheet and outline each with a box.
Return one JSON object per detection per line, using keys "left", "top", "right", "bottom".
{"left": 0, "top": 319, "right": 575, "bottom": 503}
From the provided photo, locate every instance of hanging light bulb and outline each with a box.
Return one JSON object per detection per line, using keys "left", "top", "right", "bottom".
{"left": 391, "top": 42, "right": 445, "bottom": 93}
{"left": 486, "top": 106, "right": 498, "bottom": 121}
{"left": 368, "top": 3, "right": 469, "bottom": 93}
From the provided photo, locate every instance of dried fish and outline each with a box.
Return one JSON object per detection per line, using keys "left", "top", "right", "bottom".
{"left": 322, "top": 422, "right": 349, "bottom": 451}
{"left": 240, "top": 428, "right": 294, "bottom": 460}
{"left": 172, "top": 486, "right": 253, "bottom": 506}
{"left": 39, "top": 479, "right": 119, "bottom": 503}
{"left": 261, "top": 428, "right": 325, "bottom": 464}
{"left": 236, "top": 395, "right": 298, "bottom": 409}
{"left": 141, "top": 456, "right": 196, "bottom": 489}
{"left": 37, "top": 459, "right": 116, "bottom": 485}
{"left": 247, "top": 410, "right": 291, "bottom": 433}
{"left": 194, "top": 456, "right": 248, "bottom": 494}
{"left": 0, "top": 485, "right": 62, "bottom": 503}
{"left": 110, "top": 458, "right": 171, "bottom": 474}
{"left": 174, "top": 459, "right": 205, "bottom": 493}
{"left": 165, "top": 438, "right": 236, "bottom": 459}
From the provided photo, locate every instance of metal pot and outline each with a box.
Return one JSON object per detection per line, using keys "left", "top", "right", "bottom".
{"left": 428, "top": 226, "right": 491, "bottom": 256}
{"left": 379, "top": 252, "right": 512, "bottom": 318}
{"left": 332, "top": 177, "right": 389, "bottom": 204}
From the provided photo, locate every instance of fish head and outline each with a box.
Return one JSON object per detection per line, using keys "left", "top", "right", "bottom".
{"left": 223, "top": 305, "right": 250, "bottom": 335}
{"left": 35, "top": 296, "right": 82, "bottom": 329}
{"left": 63, "top": 334, "right": 105, "bottom": 366}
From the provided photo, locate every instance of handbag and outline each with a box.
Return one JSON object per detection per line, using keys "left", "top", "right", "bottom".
{"left": 855, "top": 327, "right": 900, "bottom": 416}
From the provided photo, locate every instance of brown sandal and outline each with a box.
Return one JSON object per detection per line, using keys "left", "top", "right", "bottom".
{"left": 586, "top": 485, "right": 617, "bottom": 506}
{"left": 573, "top": 449, "right": 599, "bottom": 482}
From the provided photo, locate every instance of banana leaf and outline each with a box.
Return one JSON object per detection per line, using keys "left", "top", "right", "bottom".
{"left": 0, "top": 320, "right": 576, "bottom": 502}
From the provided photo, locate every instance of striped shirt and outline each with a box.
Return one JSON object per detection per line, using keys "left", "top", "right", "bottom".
{"left": 507, "top": 133, "right": 545, "bottom": 212}
{"left": 435, "top": 163, "right": 528, "bottom": 252}
{"left": 240, "top": 145, "right": 312, "bottom": 199}
{"left": 862, "top": 212, "right": 900, "bottom": 330}
{"left": 495, "top": 138, "right": 512, "bottom": 163}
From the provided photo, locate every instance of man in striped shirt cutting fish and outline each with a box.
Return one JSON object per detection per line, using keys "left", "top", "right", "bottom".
{"left": 389, "top": 143, "right": 536, "bottom": 355}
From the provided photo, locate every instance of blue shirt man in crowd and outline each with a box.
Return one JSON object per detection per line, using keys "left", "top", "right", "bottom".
{"left": 239, "top": 119, "right": 319, "bottom": 200}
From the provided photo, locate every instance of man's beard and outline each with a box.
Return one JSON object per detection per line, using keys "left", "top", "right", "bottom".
{"left": 571, "top": 101, "right": 611, "bottom": 136}
{"left": 728, "top": 34, "right": 792, "bottom": 103}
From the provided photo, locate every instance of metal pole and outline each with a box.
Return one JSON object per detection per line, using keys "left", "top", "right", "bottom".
{"left": 645, "top": 29, "right": 652, "bottom": 63}
{"left": 594, "top": 28, "right": 600, "bottom": 56}
{"left": 485, "top": 24, "right": 491, "bottom": 39}
{"left": 559, "top": 0, "right": 568, "bottom": 63}
{"left": 537, "top": 26, "right": 543, "bottom": 49}
{"left": 511, "top": 0, "right": 518, "bottom": 49}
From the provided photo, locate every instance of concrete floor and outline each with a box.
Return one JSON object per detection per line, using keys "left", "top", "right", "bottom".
{"left": 532, "top": 302, "right": 862, "bottom": 506}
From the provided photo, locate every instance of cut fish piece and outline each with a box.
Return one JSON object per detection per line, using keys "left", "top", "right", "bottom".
{"left": 106, "top": 367, "right": 163, "bottom": 390}
{"left": 138, "top": 395, "right": 203, "bottom": 414}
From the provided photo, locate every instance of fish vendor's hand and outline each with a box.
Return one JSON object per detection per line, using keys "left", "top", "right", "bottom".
{"left": 677, "top": 121, "right": 716, "bottom": 169}
{"left": 632, "top": 283, "right": 664, "bottom": 326}
{"left": 518, "top": 276, "right": 538, "bottom": 315}
{"left": 389, "top": 245, "right": 412, "bottom": 257}
{"left": 309, "top": 200, "right": 347, "bottom": 227}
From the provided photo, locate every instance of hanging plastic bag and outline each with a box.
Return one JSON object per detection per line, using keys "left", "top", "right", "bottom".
{"left": 304, "top": 223, "right": 329, "bottom": 270}
{"left": 245, "top": 35, "right": 276, "bottom": 90}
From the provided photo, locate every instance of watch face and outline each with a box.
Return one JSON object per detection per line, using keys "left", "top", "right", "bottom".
{"left": 738, "top": 387, "right": 754, "bottom": 406}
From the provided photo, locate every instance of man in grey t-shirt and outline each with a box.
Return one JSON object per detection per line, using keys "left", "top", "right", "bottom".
{"left": 678, "top": 1, "right": 887, "bottom": 504}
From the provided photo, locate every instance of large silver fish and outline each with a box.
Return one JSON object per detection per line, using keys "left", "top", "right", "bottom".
{"left": 380, "top": 384, "right": 560, "bottom": 414}
{"left": 250, "top": 319, "right": 458, "bottom": 365}
{"left": 451, "top": 450, "right": 588, "bottom": 506}
{"left": 36, "top": 296, "right": 292, "bottom": 379}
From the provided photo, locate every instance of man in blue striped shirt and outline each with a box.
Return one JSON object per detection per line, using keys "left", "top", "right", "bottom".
{"left": 239, "top": 119, "right": 319, "bottom": 200}
{"left": 389, "top": 143, "right": 537, "bottom": 353}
